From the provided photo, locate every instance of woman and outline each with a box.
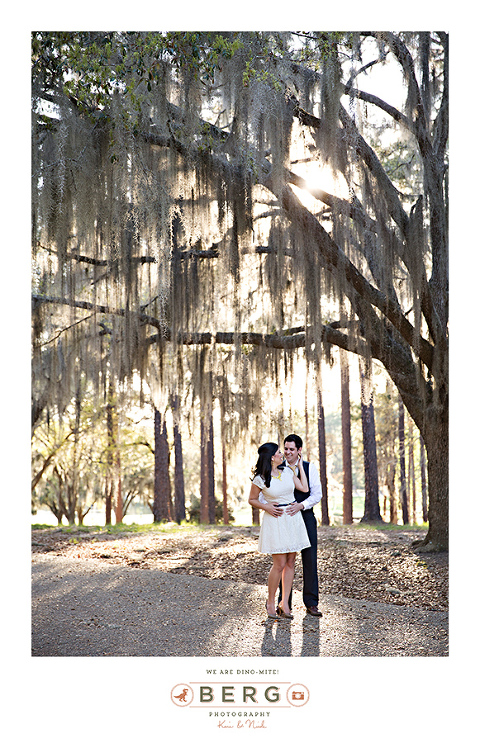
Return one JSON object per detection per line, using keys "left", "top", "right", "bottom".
{"left": 248, "top": 442, "right": 310, "bottom": 619}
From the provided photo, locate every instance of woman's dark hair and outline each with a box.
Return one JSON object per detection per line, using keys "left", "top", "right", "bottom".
{"left": 252, "top": 442, "right": 279, "bottom": 488}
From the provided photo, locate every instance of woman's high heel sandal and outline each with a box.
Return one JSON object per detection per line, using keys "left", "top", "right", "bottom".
{"left": 265, "top": 601, "right": 278, "bottom": 619}
{"left": 277, "top": 605, "right": 293, "bottom": 620}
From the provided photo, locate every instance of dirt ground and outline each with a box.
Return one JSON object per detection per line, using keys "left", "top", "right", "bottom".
{"left": 31, "top": 523, "right": 448, "bottom": 612}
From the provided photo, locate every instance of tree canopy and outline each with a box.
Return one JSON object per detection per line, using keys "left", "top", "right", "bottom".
{"left": 31, "top": 31, "right": 448, "bottom": 549}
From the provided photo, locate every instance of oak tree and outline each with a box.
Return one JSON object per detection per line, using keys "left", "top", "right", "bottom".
{"left": 32, "top": 31, "right": 448, "bottom": 549}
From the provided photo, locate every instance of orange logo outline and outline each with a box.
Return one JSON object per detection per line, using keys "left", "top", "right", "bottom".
{"left": 171, "top": 684, "right": 194, "bottom": 706}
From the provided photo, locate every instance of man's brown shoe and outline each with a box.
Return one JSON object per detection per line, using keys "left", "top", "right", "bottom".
{"left": 306, "top": 606, "right": 322, "bottom": 617}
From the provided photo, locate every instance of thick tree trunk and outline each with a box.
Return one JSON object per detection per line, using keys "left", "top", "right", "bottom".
{"left": 171, "top": 394, "right": 186, "bottom": 524}
{"left": 222, "top": 435, "right": 229, "bottom": 525}
{"left": 359, "top": 362, "right": 382, "bottom": 522}
{"left": 114, "top": 481, "right": 123, "bottom": 524}
{"left": 415, "top": 407, "right": 448, "bottom": 552}
{"left": 105, "top": 383, "right": 116, "bottom": 525}
{"left": 164, "top": 419, "right": 174, "bottom": 518}
{"left": 114, "top": 449, "right": 123, "bottom": 525}
{"left": 218, "top": 397, "right": 229, "bottom": 525}
{"left": 408, "top": 418, "right": 416, "bottom": 524}
{"left": 200, "top": 418, "right": 207, "bottom": 523}
{"left": 317, "top": 386, "right": 329, "bottom": 526}
{"left": 65, "top": 484, "right": 76, "bottom": 525}
{"left": 207, "top": 414, "right": 216, "bottom": 523}
{"left": 360, "top": 400, "right": 382, "bottom": 521}
{"left": 52, "top": 468, "right": 67, "bottom": 524}
{"left": 105, "top": 386, "right": 123, "bottom": 525}
{"left": 340, "top": 350, "right": 353, "bottom": 524}
{"left": 304, "top": 376, "right": 310, "bottom": 461}
{"left": 153, "top": 408, "right": 173, "bottom": 522}
{"left": 420, "top": 435, "right": 428, "bottom": 523}
{"left": 105, "top": 478, "right": 112, "bottom": 525}
{"left": 386, "top": 461, "right": 397, "bottom": 524}
{"left": 200, "top": 416, "right": 216, "bottom": 524}
{"left": 398, "top": 395, "right": 409, "bottom": 524}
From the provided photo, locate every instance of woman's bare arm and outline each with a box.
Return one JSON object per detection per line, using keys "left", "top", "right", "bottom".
{"left": 248, "top": 483, "right": 283, "bottom": 517}
{"left": 289, "top": 458, "right": 309, "bottom": 492}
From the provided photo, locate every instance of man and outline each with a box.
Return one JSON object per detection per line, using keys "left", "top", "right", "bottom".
{"left": 260, "top": 433, "right": 322, "bottom": 617}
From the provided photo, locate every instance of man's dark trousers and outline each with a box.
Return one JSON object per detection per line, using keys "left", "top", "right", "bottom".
{"left": 278, "top": 461, "right": 319, "bottom": 610}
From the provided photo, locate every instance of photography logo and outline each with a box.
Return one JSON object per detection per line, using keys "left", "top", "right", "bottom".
{"left": 170, "top": 681, "right": 310, "bottom": 708}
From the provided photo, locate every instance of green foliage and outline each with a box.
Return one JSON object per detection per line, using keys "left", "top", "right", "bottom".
{"left": 32, "top": 31, "right": 246, "bottom": 118}
{"left": 32, "top": 382, "right": 155, "bottom": 523}
{"left": 32, "top": 30, "right": 355, "bottom": 135}
{"left": 324, "top": 407, "right": 364, "bottom": 490}
{"left": 371, "top": 132, "right": 422, "bottom": 196}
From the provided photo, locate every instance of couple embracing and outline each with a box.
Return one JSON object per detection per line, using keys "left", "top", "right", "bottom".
{"left": 248, "top": 434, "right": 323, "bottom": 620}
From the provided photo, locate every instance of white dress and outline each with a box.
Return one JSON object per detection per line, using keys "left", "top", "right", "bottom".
{"left": 253, "top": 467, "right": 311, "bottom": 554}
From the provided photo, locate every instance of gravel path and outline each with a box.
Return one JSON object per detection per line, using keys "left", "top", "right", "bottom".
{"left": 32, "top": 554, "right": 448, "bottom": 657}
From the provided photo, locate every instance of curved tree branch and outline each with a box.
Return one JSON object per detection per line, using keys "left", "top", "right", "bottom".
{"left": 276, "top": 185, "right": 434, "bottom": 370}
{"left": 344, "top": 86, "right": 410, "bottom": 130}
{"left": 287, "top": 98, "right": 442, "bottom": 348}
{"left": 373, "top": 32, "right": 432, "bottom": 160}
{"left": 33, "top": 291, "right": 425, "bottom": 423}
{"left": 433, "top": 33, "right": 448, "bottom": 159}
{"left": 337, "top": 104, "right": 410, "bottom": 237}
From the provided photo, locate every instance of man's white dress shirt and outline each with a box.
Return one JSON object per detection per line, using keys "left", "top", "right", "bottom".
{"left": 258, "top": 461, "right": 322, "bottom": 510}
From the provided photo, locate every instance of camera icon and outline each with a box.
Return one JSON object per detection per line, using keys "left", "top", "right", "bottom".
{"left": 287, "top": 684, "right": 309, "bottom": 707}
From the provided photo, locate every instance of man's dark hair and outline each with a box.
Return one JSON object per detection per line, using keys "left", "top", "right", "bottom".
{"left": 284, "top": 433, "right": 303, "bottom": 450}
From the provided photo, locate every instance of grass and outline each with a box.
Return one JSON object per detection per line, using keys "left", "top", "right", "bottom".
{"left": 32, "top": 519, "right": 428, "bottom": 536}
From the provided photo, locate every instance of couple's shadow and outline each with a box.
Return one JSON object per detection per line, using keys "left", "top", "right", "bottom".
{"left": 260, "top": 611, "right": 320, "bottom": 657}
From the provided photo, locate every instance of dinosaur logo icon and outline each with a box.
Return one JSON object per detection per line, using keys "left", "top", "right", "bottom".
{"left": 171, "top": 684, "right": 193, "bottom": 706}
{"left": 174, "top": 689, "right": 189, "bottom": 703}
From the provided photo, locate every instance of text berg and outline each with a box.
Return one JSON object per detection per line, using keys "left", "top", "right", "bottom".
{"left": 199, "top": 686, "right": 280, "bottom": 703}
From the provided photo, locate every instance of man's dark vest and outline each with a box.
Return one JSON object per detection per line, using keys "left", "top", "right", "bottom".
{"left": 294, "top": 461, "right": 310, "bottom": 503}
